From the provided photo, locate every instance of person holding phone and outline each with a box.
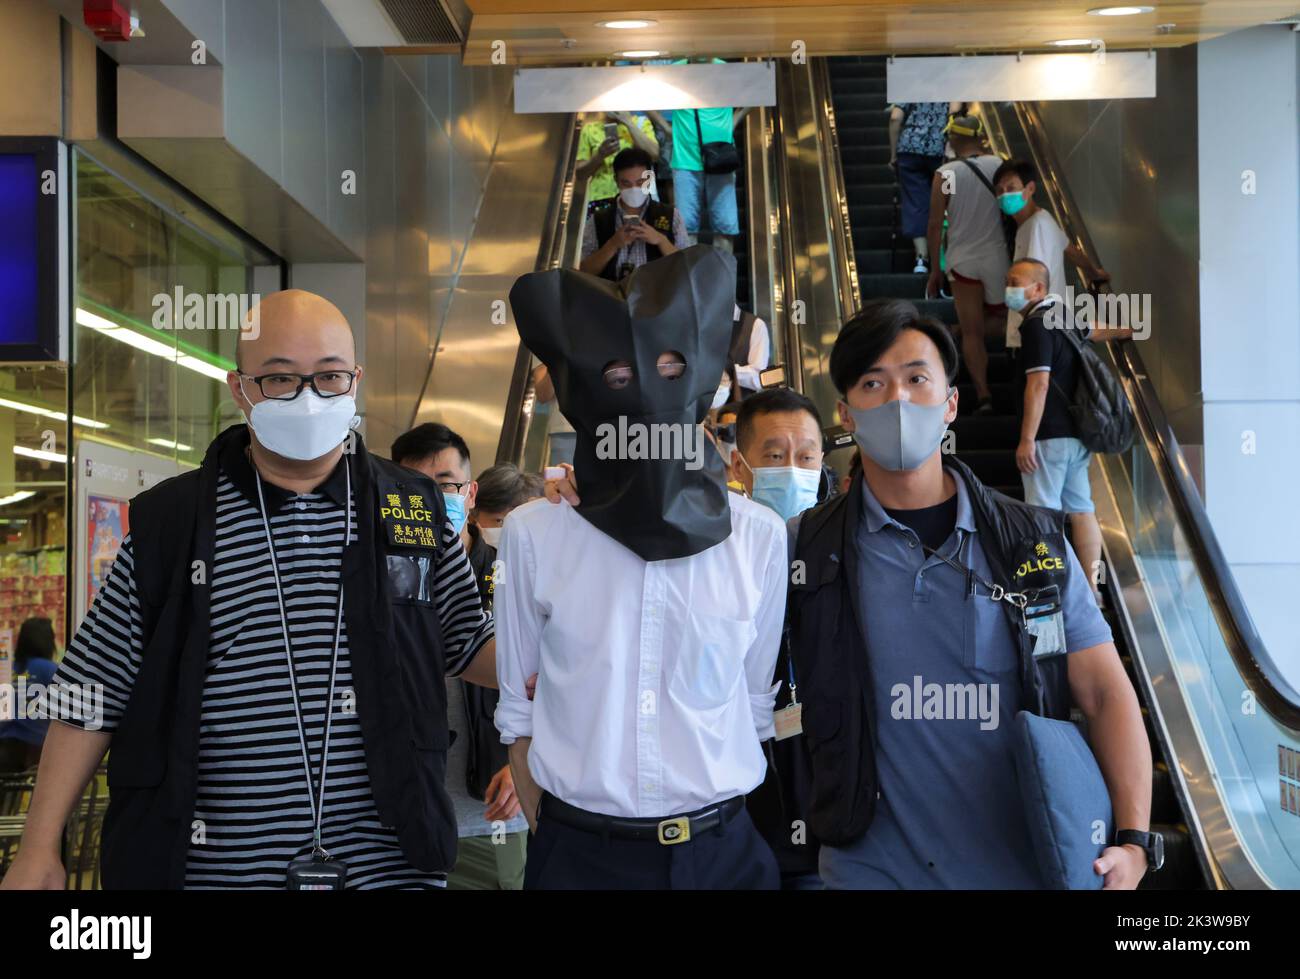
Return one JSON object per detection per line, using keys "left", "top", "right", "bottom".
{"left": 580, "top": 147, "right": 688, "bottom": 281}
{"left": 575, "top": 111, "right": 659, "bottom": 206}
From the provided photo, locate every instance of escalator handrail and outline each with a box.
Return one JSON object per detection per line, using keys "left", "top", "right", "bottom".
{"left": 991, "top": 99, "right": 1300, "bottom": 729}
{"left": 812, "top": 58, "right": 861, "bottom": 322}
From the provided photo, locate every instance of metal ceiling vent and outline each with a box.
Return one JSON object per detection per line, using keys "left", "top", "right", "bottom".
{"left": 378, "top": 0, "right": 466, "bottom": 44}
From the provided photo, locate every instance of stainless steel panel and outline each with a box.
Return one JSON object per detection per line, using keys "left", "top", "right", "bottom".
{"left": 362, "top": 51, "right": 400, "bottom": 450}
{"left": 1092, "top": 458, "right": 1240, "bottom": 889}
{"left": 161, "top": 0, "right": 227, "bottom": 65}
{"left": 394, "top": 73, "right": 432, "bottom": 433}
{"left": 1034, "top": 46, "right": 1203, "bottom": 446}
{"left": 117, "top": 0, "right": 366, "bottom": 262}
{"left": 773, "top": 59, "right": 854, "bottom": 429}
{"left": 427, "top": 112, "right": 455, "bottom": 341}
{"left": 425, "top": 55, "right": 452, "bottom": 136}
{"left": 279, "top": 0, "right": 329, "bottom": 222}
{"left": 324, "top": 19, "right": 366, "bottom": 256}
{"left": 412, "top": 87, "right": 570, "bottom": 470}
{"left": 222, "top": 0, "right": 283, "bottom": 185}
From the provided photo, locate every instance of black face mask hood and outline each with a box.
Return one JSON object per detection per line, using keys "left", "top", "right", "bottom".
{"left": 510, "top": 246, "right": 736, "bottom": 561}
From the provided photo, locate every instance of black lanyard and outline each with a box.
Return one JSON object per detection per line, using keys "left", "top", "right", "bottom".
{"left": 253, "top": 458, "right": 352, "bottom": 860}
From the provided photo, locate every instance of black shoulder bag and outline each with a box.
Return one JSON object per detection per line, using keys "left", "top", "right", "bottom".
{"left": 694, "top": 109, "right": 740, "bottom": 174}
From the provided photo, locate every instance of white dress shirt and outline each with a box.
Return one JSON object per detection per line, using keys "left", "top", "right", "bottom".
{"left": 733, "top": 304, "right": 772, "bottom": 393}
{"left": 494, "top": 491, "right": 787, "bottom": 819}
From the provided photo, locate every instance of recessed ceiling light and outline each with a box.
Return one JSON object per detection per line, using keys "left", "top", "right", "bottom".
{"left": 1087, "top": 5, "right": 1155, "bottom": 15}
{"left": 598, "top": 20, "right": 657, "bottom": 30}
{"left": 1048, "top": 38, "right": 1096, "bottom": 47}
{"left": 617, "top": 50, "right": 662, "bottom": 59}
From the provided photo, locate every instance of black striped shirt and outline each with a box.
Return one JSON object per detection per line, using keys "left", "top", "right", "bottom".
{"left": 56, "top": 461, "right": 493, "bottom": 889}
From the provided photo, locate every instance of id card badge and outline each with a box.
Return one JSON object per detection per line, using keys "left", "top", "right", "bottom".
{"left": 1023, "top": 584, "right": 1066, "bottom": 658}
{"left": 774, "top": 702, "right": 803, "bottom": 740}
{"left": 287, "top": 851, "right": 348, "bottom": 891}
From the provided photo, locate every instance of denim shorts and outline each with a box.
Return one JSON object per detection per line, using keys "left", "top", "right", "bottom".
{"left": 1021, "top": 436, "right": 1094, "bottom": 513}
{"left": 672, "top": 167, "right": 740, "bottom": 235}
{"left": 896, "top": 152, "right": 943, "bottom": 239}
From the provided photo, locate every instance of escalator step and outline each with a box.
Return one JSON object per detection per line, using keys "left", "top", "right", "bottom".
{"left": 860, "top": 272, "right": 928, "bottom": 299}
{"left": 948, "top": 414, "right": 1022, "bottom": 450}
{"left": 828, "top": 62, "right": 888, "bottom": 82}
{"left": 842, "top": 182, "right": 894, "bottom": 207}
{"left": 955, "top": 382, "right": 1017, "bottom": 414}
{"left": 851, "top": 225, "right": 895, "bottom": 250}
{"left": 843, "top": 162, "right": 896, "bottom": 185}
{"left": 837, "top": 143, "right": 891, "bottom": 165}
{"left": 912, "top": 298, "right": 958, "bottom": 325}
{"left": 848, "top": 203, "right": 894, "bottom": 227}
{"left": 855, "top": 247, "right": 916, "bottom": 274}
{"left": 953, "top": 448, "right": 1020, "bottom": 487}
{"left": 836, "top": 111, "right": 890, "bottom": 132}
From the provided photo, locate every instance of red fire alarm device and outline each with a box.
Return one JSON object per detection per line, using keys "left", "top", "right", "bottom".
{"left": 84, "top": 0, "right": 131, "bottom": 42}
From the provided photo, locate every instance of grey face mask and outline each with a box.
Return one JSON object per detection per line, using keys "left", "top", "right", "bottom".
{"left": 847, "top": 392, "right": 953, "bottom": 471}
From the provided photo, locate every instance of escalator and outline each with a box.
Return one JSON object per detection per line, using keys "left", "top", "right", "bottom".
{"left": 816, "top": 56, "right": 1300, "bottom": 889}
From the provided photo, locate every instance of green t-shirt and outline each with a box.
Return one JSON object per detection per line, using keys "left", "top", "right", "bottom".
{"left": 670, "top": 108, "right": 734, "bottom": 172}
{"left": 576, "top": 116, "right": 657, "bottom": 203}
{"left": 670, "top": 58, "right": 734, "bottom": 172}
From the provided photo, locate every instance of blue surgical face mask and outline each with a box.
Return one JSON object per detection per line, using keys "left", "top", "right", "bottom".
{"left": 746, "top": 461, "right": 822, "bottom": 522}
{"left": 847, "top": 394, "right": 953, "bottom": 472}
{"left": 1005, "top": 286, "right": 1030, "bottom": 312}
{"left": 998, "top": 190, "right": 1027, "bottom": 216}
{"left": 443, "top": 491, "right": 468, "bottom": 534}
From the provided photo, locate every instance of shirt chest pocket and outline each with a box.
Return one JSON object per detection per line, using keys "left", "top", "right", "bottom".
{"left": 386, "top": 552, "right": 435, "bottom": 606}
{"left": 667, "top": 611, "right": 756, "bottom": 712}
{"left": 964, "top": 595, "right": 1019, "bottom": 676}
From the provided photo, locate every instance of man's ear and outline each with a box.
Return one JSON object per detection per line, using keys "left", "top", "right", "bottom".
{"left": 944, "top": 385, "right": 960, "bottom": 425}
{"left": 837, "top": 400, "right": 855, "bottom": 431}
{"left": 465, "top": 480, "right": 479, "bottom": 512}
{"left": 227, "top": 370, "right": 252, "bottom": 415}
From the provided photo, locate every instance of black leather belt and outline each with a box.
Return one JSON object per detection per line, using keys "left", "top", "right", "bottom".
{"left": 539, "top": 793, "right": 745, "bottom": 845}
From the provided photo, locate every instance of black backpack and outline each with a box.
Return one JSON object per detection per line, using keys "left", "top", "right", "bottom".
{"left": 1052, "top": 321, "right": 1136, "bottom": 455}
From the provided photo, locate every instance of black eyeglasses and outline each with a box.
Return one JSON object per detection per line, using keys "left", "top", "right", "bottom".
{"left": 436, "top": 481, "right": 471, "bottom": 495}
{"left": 239, "top": 370, "right": 358, "bottom": 401}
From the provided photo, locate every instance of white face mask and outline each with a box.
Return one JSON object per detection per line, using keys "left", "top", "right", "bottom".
{"left": 247, "top": 390, "right": 358, "bottom": 461}
{"left": 479, "top": 526, "right": 503, "bottom": 548}
{"left": 619, "top": 185, "right": 648, "bottom": 208}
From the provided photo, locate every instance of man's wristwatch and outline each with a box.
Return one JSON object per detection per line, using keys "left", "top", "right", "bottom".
{"left": 1115, "top": 829, "right": 1164, "bottom": 872}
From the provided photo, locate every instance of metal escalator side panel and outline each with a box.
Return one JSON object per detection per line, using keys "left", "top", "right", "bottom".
{"left": 1092, "top": 454, "right": 1240, "bottom": 888}
{"left": 410, "top": 86, "right": 575, "bottom": 471}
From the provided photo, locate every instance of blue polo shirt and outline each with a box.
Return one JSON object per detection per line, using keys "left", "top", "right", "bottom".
{"left": 788, "top": 472, "right": 1112, "bottom": 888}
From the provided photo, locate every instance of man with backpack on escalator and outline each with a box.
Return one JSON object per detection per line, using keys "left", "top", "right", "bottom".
{"left": 1010, "top": 258, "right": 1133, "bottom": 604}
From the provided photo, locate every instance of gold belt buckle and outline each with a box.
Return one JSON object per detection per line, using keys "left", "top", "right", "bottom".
{"left": 657, "top": 816, "right": 691, "bottom": 845}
